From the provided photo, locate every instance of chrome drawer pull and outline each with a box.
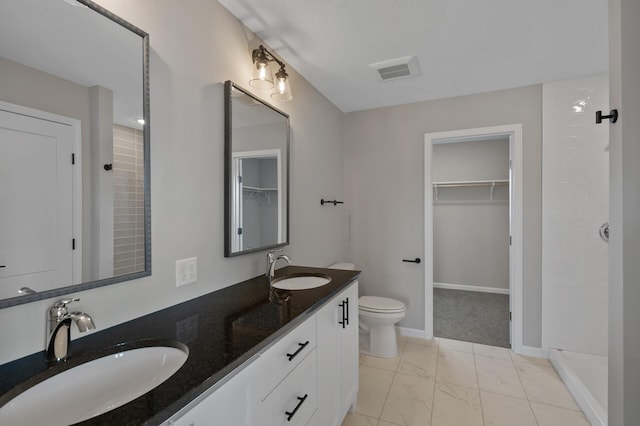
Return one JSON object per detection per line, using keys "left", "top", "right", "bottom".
{"left": 285, "top": 394, "right": 308, "bottom": 422}
{"left": 286, "top": 341, "right": 309, "bottom": 361}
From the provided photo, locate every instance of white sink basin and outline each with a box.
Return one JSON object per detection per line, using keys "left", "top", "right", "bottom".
{"left": 272, "top": 273, "right": 332, "bottom": 290}
{"left": 0, "top": 343, "right": 188, "bottom": 426}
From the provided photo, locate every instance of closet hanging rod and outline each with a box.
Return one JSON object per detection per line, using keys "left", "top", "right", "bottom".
{"left": 432, "top": 180, "right": 508, "bottom": 188}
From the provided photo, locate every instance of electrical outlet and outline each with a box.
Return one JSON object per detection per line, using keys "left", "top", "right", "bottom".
{"left": 176, "top": 257, "right": 198, "bottom": 287}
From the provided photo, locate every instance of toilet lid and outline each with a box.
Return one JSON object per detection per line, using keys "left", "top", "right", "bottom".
{"left": 359, "top": 296, "right": 406, "bottom": 312}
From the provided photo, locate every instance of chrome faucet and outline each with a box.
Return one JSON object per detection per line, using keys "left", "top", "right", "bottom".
{"left": 266, "top": 249, "right": 291, "bottom": 283}
{"left": 47, "top": 298, "right": 95, "bottom": 362}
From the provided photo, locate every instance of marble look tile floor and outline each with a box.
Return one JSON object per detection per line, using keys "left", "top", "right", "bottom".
{"left": 342, "top": 336, "right": 590, "bottom": 426}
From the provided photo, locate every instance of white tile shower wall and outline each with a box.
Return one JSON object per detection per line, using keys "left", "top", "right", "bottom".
{"left": 541, "top": 75, "right": 609, "bottom": 356}
{"left": 113, "top": 124, "right": 145, "bottom": 276}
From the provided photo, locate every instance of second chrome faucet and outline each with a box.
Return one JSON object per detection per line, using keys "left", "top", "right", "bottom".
{"left": 266, "top": 249, "right": 291, "bottom": 284}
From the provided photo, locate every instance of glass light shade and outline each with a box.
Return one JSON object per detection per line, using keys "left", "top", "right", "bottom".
{"left": 271, "top": 70, "right": 293, "bottom": 101}
{"left": 249, "top": 61, "right": 274, "bottom": 89}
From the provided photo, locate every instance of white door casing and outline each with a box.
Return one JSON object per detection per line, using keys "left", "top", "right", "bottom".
{"left": 424, "top": 124, "right": 524, "bottom": 353}
{"left": 231, "top": 148, "right": 283, "bottom": 252}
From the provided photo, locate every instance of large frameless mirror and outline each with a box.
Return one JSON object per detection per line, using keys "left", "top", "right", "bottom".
{"left": 0, "top": 0, "right": 150, "bottom": 308}
{"left": 224, "top": 81, "right": 289, "bottom": 257}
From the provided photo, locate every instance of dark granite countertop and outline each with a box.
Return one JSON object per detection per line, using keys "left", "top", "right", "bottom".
{"left": 0, "top": 265, "right": 360, "bottom": 425}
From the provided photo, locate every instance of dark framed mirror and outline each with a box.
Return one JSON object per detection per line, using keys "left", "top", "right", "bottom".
{"left": 0, "top": 0, "right": 150, "bottom": 308}
{"left": 224, "top": 81, "right": 289, "bottom": 257}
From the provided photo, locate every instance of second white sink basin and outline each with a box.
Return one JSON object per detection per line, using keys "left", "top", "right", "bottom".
{"left": 271, "top": 273, "right": 332, "bottom": 290}
{"left": 0, "top": 342, "right": 188, "bottom": 426}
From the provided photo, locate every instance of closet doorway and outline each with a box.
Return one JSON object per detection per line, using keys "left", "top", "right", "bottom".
{"left": 424, "top": 125, "right": 523, "bottom": 352}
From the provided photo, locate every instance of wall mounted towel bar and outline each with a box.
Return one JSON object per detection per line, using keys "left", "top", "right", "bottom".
{"left": 320, "top": 199, "right": 344, "bottom": 206}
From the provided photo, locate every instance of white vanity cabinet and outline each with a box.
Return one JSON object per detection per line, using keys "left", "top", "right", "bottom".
{"left": 313, "top": 281, "right": 359, "bottom": 426}
{"left": 167, "top": 355, "right": 259, "bottom": 426}
{"left": 165, "top": 281, "right": 358, "bottom": 426}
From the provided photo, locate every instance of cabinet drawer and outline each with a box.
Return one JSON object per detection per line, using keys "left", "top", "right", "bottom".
{"left": 258, "top": 349, "right": 317, "bottom": 426}
{"left": 256, "top": 315, "right": 316, "bottom": 399}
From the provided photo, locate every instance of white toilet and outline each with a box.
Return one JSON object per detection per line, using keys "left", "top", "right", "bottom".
{"left": 358, "top": 296, "right": 406, "bottom": 358}
{"left": 328, "top": 262, "right": 407, "bottom": 358}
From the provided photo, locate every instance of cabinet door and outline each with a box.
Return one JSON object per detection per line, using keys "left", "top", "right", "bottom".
{"left": 168, "top": 360, "right": 258, "bottom": 426}
{"left": 314, "top": 282, "right": 359, "bottom": 426}
{"left": 340, "top": 283, "right": 359, "bottom": 416}
{"left": 314, "top": 292, "right": 342, "bottom": 426}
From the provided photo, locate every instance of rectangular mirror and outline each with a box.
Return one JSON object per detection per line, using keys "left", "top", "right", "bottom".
{"left": 0, "top": 0, "right": 150, "bottom": 308}
{"left": 224, "top": 81, "right": 289, "bottom": 257}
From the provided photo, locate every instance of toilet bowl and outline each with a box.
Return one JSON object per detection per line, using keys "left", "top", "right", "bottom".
{"left": 327, "top": 262, "right": 407, "bottom": 358}
{"left": 358, "top": 296, "right": 406, "bottom": 358}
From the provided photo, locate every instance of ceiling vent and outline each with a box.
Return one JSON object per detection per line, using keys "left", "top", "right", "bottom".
{"left": 369, "top": 56, "right": 421, "bottom": 82}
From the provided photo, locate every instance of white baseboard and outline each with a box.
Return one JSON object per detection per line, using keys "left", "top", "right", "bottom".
{"left": 397, "top": 327, "right": 427, "bottom": 339}
{"left": 512, "top": 344, "right": 549, "bottom": 358}
{"left": 434, "top": 282, "right": 510, "bottom": 295}
{"left": 549, "top": 349, "right": 607, "bottom": 426}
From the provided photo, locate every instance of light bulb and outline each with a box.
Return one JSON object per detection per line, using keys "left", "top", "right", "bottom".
{"left": 258, "top": 63, "right": 268, "bottom": 81}
{"left": 277, "top": 78, "right": 287, "bottom": 94}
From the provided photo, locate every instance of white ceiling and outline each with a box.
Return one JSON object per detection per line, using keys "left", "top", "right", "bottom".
{"left": 218, "top": 0, "right": 608, "bottom": 112}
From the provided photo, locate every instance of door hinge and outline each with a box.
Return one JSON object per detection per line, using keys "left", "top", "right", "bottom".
{"left": 237, "top": 228, "right": 243, "bottom": 235}
{"left": 72, "top": 238, "right": 76, "bottom": 250}
{"left": 509, "top": 236, "right": 512, "bottom": 246}
{"left": 509, "top": 311, "right": 512, "bottom": 321}
{"left": 71, "top": 153, "right": 75, "bottom": 164}
{"left": 238, "top": 176, "right": 242, "bottom": 183}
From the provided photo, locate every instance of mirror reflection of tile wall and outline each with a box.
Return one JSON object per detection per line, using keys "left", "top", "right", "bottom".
{"left": 113, "top": 124, "right": 145, "bottom": 277}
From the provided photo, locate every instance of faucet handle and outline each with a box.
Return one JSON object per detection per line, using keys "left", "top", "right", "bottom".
{"left": 267, "top": 248, "right": 283, "bottom": 262}
{"left": 52, "top": 297, "right": 80, "bottom": 309}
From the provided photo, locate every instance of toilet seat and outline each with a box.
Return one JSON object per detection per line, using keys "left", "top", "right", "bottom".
{"left": 359, "top": 296, "right": 406, "bottom": 314}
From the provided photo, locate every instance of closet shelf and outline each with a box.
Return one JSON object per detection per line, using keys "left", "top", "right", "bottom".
{"left": 243, "top": 186, "right": 278, "bottom": 192}
{"left": 243, "top": 186, "right": 278, "bottom": 203}
{"left": 432, "top": 179, "right": 509, "bottom": 188}
{"left": 432, "top": 179, "right": 508, "bottom": 201}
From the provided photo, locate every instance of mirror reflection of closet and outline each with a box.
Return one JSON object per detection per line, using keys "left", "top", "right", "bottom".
{"left": 231, "top": 150, "right": 282, "bottom": 252}
{"left": 431, "top": 137, "right": 511, "bottom": 348}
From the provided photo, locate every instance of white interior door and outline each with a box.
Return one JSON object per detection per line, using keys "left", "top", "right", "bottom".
{"left": 541, "top": 75, "right": 609, "bottom": 356}
{"left": 0, "top": 108, "right": 75, "bottom": 298}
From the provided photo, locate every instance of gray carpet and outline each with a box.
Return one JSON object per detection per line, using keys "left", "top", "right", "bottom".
{"left": 434, "top": 288, "right": 510, "bottom": 348}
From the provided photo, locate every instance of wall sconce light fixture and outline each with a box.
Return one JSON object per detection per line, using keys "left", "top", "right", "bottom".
{"left": 249, "top": 45, "right": 293, "bottom": 101}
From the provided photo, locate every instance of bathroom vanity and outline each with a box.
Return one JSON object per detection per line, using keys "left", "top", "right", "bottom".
{"left": 168, "top": 281, "right": 358, "bottom": 426}
{"left": 0, "top": 266, "right": 359, "bottom": 425}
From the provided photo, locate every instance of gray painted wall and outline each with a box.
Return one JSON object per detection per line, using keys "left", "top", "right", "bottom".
{"left": 344, "top": 85, "right": 542, "bottom": 347}
{"left": 432, "top": 139, "right": 510, "bottom": 290}
{"left": 0, "top": 0, "right": 346, "bottom": 364}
